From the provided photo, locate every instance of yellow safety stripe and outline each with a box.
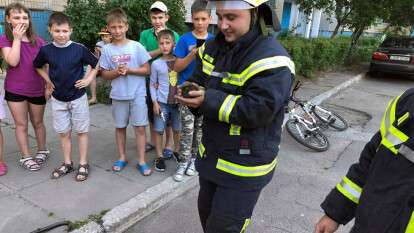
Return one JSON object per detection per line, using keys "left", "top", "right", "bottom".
{"left": 198, "top": 43, "right": 205, "bottom": 59}
{"left": 240, "top": 218, "right": 251, "bottom": 233}
{"left": 216, "top": 158, "right": 278, "bottom": 177}
{"left": 389, "top": 95, "right": 409, "bottom": 141}
{"left": 405, "top": 211, "right": 414, "bottom": 233}
{"left": 204, "top": 54, "right": 214, "bottom": 63}
{"left": 336, "top": 176, "right": 362, "bottom": 204}
{"left": 219, "top": 95, "right": 241, "bottom": 123}
{"left": 198, "top": 43, "right": 217, "bottom": 77}
{"left": 398, "top": 112, "right": 410, "bottom": 126}
{"left": 230, "top": 124, "right": 241, "bottom": 136}
{"left": 221, "top": 56, "right": 295, "bottom": 86}
{"left": 380, "top": 98, "right": 398, "bottom": 154}
{"left": 198, "top": 142, "right": 205, "bottom": 158}
{"left": 380, "top": 95, "right": 409, "bottom": 154}
{"left": 202, "top": 60, "right": 214, "bottom": 76}
{"left": 200, "top": 56, "right": 295, "bottom": 87}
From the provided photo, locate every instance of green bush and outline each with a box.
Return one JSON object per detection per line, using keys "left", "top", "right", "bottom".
{"left": 279, "top": 36, "right": 380, "bottom": 78}
{"left": 65, "top": 0, "right": 186, "bottom": 49}
{"left": 105, "top": 0, "right": 186, "bottom": 40}
{"left": 64, "top": 0, "right": 107, "bottom": 49}
{"left": 96, "top": 79, "right": 112, "bottom": 105}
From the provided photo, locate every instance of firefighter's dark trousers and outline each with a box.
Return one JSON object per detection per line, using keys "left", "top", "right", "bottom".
{"left": 198, "top": 177, "right": 263, "bottom": 233}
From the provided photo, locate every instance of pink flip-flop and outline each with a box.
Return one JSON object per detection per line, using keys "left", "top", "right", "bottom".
{"left": 0, "top": 162, "right": 8, "bottom": 176}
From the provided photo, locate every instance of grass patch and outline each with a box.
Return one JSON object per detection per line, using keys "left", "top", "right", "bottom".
{"left": 67, "top": 209, "right": 110, "bottom": 231}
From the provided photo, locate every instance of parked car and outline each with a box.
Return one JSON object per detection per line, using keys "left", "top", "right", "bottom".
{"left": 369, "top": 36, "right": 414, "bottom": 76}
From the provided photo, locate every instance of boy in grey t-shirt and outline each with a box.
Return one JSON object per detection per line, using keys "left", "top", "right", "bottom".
{"left": 100, "top": 8, "right": 152, "bottom": 175}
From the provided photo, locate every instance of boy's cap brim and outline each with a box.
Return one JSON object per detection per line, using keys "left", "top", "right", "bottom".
{"left": 150, "top": 1, "right": 168, "bottom": 12}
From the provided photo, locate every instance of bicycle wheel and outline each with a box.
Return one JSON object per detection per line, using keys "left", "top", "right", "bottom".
{"left": 285, "top": 119, "right": 329, "bottom": 152}
{"left": 312, "top": 106, "right": 348, "bottom": 131}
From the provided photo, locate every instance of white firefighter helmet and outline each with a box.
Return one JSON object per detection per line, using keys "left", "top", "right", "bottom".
{"left": 206, "top": 0, "right": 281, "bottom": 32}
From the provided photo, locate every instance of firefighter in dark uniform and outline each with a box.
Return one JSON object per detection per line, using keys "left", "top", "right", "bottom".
{"left": 176, "top": 0, "right": 295, "bottom": 232}
{"left": 315, "top": 88, "right": 414, "bottom": 233}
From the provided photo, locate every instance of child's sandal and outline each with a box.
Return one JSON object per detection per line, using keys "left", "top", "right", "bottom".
{"left": 112, "top": 160, "right": 128, "bottom": 172}
{"left": 137, "top": 163, "right": 152, "bottom": 176}
{"left": 75, "top": 164, "right": 89, "bottom": 182}
{"left": 19, "top": 157, "right": 41, "bottom": 171}
{"left": 34, "top": 150, "right": 50, "bottom": 165}
{"left": 51, "top": 162, "right": 74, "bottom": 179}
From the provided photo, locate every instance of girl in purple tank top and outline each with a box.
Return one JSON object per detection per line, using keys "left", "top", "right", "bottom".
{"left": 0, "top": 3, "right": 50, "bottom": 172}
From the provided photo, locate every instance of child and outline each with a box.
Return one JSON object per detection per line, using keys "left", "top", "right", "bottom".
{"left": 88, "top": 27, "right": 112, "bottom": 105}
{"left": 95, "top": 27, "right": 112, "bottom": 58}
{"left": 100, "top": 8, "right": 152, "bottom": 176}
{"left": 172, "top": 0, "right": 214, "bottom": 182}
{"left": 139, "top": 1, "right": 180, "bottom": 158}
{"left": 0, "top": 3, "right": 49, "bottom": 172}
{"left": 0, "top": 91, "right": 6, "bottom": 176}
{"left": 33, "top": 12, "right": 99, "bottom": 182}
{"left": 150, "top": 30, "right": 181, "bottom": 172}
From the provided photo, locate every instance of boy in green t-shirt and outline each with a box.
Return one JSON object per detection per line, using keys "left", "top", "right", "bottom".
{"left": 139, "top": 1, "right": 180, "bottom": 161}
{"left": 139, "top": 1, "right": 180, "bottom": 60}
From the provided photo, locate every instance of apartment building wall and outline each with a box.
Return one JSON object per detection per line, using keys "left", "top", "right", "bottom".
{"left": 0, "top": 0, "right": 67, "bottom": 11}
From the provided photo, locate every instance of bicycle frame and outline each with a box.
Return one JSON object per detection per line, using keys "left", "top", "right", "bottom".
{"left": 288, "top": 80, "right": 334, "bottom": 128}
{"left": 289, "top": 106, "right": 320, "bottom": 133}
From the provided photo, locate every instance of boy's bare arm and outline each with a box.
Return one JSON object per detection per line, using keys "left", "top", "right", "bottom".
{"left": 149, "top": 48, "right": 162, "bottom": 59}
{"left": 127, "top": 62, "right": 150, "bottom": 76}
{"left": 36, "top": 65, "right": 53, "bottom": 86}
{"left": 75, "top": 64, "right": 99, "bottom": 89}
{"left": 174, "top": 48, "right": 198, "bottom": 72}
{"left": 101, "top": 68, "right": 121, "bottom": 80}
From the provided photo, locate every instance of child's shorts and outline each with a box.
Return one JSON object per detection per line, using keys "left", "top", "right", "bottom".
{"left": 51, "top": 94, "right": 90, "bottom": 134}
{"left": 112, "top": 96, "right": 148, "bottom": 128}
{"left": 5, "top": 90, "right": 46, "bottom": 105}
{"left": 153, "top": 103, "right": 181, "bottom": 134}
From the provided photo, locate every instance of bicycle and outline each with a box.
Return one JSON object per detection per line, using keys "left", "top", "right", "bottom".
{"left": 285, "top": 81, "right": 348, "bottom": 152}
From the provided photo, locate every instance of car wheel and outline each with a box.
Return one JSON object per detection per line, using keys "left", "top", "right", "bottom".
{"left": 368, "top": 67, "right": 379, "bottom": 77}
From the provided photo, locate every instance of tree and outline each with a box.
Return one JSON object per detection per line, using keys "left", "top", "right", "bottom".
{"left": 64, "top": 0, "right": 107, "bottom": 48}
{"left": 328, "top": 0, "right": 352, "bottom": 38}
{"left": 295, "top": 0, "right": 352, "bottom": 38}
{"left": 102, "top": 0, "right": 186, "bottom": 41}
{"left": 295, "top": 0, "right": 385, "bottom": 60}
{"left": 65, "top": 0, "right": 186, "bottom": 49}
{"left": 346, "top": 1, "right": 385, "bottom": 53}
{"left": 382, "top": 1, "right": 414, "bottom": 29}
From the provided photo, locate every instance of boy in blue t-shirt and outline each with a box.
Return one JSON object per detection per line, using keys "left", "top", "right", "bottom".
{"left": 34, "top": 12, "right": 99, "bottom": 182}
{"left": 172, "top": 0, "right": 213, "bottom": 182}
{"left": 100, "top": 8, "right": 152, "bottom": 176}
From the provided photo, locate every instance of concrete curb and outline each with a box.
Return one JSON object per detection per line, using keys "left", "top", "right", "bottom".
{"left": 71, "top": 175, "right": 198, "bottom": 233}
{"left": 70, "top": 222, "right": 104, "bottom": 233}
{"left": 102, "top": 176, "right": 198, "bottom": 232}
{"left": 71, "top": 72, "right": 365, "bottom": 233}
{"left": 309, "top": 73, "right": 364, "bottom": 105}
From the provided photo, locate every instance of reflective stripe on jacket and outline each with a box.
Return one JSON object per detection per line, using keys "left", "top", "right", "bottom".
{"left": 189, "top": 26, "right": 294, "bottom": 189}
{"left": 321, "top": 88, "right": 414, "bottom": 233}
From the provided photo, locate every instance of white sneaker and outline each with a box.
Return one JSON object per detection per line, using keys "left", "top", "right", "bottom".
{"left": 185, "top": 158, "right": 197, "bottom": 176}
{"left": 173, "top": 162, "right": 187, "bottom": 182}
